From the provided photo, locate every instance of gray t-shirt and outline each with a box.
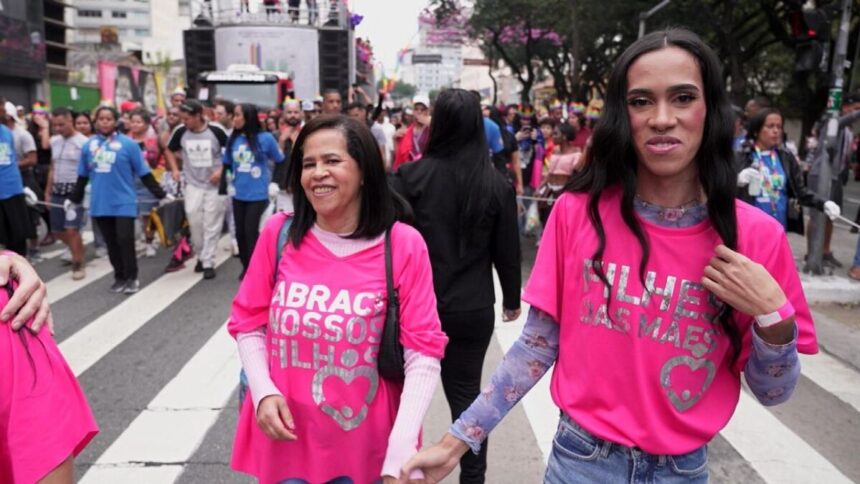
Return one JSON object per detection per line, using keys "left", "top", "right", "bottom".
{"left": 167, "top": 123, "right": 228, "bottom": 189}
{"left": 50, "top": 132, "right": 89, "bottom": 185}
{"left": 11, "top": 126, "right": 35, "bottom": 160}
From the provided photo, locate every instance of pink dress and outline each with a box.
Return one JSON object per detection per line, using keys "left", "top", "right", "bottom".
{"left": 0, "top": 287, "right": 99, "bottom": 483}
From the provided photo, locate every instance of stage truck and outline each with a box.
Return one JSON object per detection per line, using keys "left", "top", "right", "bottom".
{"left": 183, "top": 2, "right": 365, "bottom": 110}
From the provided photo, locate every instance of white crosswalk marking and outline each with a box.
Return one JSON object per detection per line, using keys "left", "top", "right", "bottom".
{"left": 40, "top": 231, "right": 95, "bottom": 260}
{"left": 799, "top": 352, "right": 860, "bottom": 412}
{"left": 721, "top": 391, "right": 853, "bottom": 483}
{"left": 80, "top": 321, "right": 240, "bottom": 484}
{"left": 46, "top": 257, "right": 114, "bottom": 304}
{"left": 59, "top": 236, "right": 231, "bottom": 376}
{"left": 25, "top": 245, "right": 859, "bottom": 483}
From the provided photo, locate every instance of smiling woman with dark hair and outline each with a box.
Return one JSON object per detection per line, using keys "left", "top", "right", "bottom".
{"left": 403, "top": 29, "right": 818, "bottom": 484}
{"left": 227, "top": 115, "right": 447, "bottom": 484}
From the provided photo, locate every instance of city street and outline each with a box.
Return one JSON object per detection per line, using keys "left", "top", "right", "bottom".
{"left": 31, "top": 179, "right": 860, "bottom": 484}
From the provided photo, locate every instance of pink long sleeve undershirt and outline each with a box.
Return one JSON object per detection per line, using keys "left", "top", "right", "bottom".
{"left": 236, "top": 224, "right": 441, "bottom": 479}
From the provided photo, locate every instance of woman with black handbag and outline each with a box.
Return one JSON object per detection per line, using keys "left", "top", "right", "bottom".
{"left": 228, "top": 115, "right": 448, "bottom": 484}
{"left": 391, "top": 89, "right": 522, "bottom": 484}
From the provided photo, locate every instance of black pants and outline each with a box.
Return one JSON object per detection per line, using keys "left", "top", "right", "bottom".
{"left": 439, "top": 306, "right": 496, "bottom": 484}
{"left": 96, "top": 216, "right": 137, "bottom": 281}
{"left": 21, "top": 168, "right": 49, "bottom": 235}
{"left": 0, "top": 195, "right": 30, "bottom": 255}
{"left": 233, "top": 199, "right": 269, "bottom": 271}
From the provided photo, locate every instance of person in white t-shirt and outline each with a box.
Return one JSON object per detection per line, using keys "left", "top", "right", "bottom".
{"left": 164, "top": 100, "right": 229, "bottom": 280}
{"left": 45, "top": 108, "right": 89, "bottom": 280}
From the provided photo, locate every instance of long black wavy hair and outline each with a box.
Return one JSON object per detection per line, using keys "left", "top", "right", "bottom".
{"left": 227, "top": 103, "right": 264, "bottom": 156}
{"left": 286, "top": 115, "right": 412, "bottom": 247}
{"left": 568, "top": 28, "right": 741, "bottom": 362}
{"left": 423, "top": 89, "right": 495, "bottom": 238}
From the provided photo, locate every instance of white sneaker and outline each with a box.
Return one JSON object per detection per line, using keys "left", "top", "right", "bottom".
{"left": 60, "top": 248, "right": 73, "bottom": 263}
{"left": 145, "top": 242, "right": 157, "bottom": 258}
{"left": 95, "top": 246, "right": 108, "bottom": 258}
{"left": 231, "top": 239, "right": 239, "bottom": 256}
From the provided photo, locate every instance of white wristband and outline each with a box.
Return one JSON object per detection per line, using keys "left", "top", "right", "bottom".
{"left": 755, "top": 300, "right": 795, "bottom": 328}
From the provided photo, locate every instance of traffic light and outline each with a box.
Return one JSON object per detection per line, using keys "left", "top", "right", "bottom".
{"left": 790, "top": 8, "right": 831, "bottom": 73}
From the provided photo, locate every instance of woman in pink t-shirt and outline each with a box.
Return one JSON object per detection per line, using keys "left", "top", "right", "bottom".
{"left": 537, "top": 122, "right": 582, "bottom": 226}
{"left": 228, "top": 115, "right": 448, "bottom": 484}
{"left": 403, "top": 29, "right": 816, "bottom": 484}
{"left": 0, "top": 251, "right": 99, "bottom": 483}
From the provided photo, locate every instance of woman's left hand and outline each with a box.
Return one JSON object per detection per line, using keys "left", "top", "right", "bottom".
{"left": 0, "top": 252, "right": 52, "bottom": 333}
{"left": 701, "top": 244, "right": 786, "bottom": 317}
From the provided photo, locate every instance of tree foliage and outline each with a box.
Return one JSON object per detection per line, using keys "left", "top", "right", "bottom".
{"left": 432, "top": 0, "right": 860, "bottom": 135}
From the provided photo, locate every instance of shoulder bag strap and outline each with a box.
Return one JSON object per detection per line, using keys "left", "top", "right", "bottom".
{"left": 274, "top": 215, "right": 293, "bottom": 284}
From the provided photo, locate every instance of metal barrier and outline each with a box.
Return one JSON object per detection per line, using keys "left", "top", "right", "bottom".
{"left": 200, "top": 1, "right": 348, "bottom": 29}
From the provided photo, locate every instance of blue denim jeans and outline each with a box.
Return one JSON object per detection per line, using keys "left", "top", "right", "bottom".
{"left": 279, "top": 478, "right": 355, "bottom": 484}
{"left": 544, "top": 415, "right": 708, "bottom": 484}
{"left": 853, "top": 234, "right": 860, "bottom": 268}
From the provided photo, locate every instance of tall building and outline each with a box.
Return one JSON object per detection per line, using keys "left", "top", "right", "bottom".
{"left": 0, "top": 1, "right": 47, "bottom": 105}
{"left": 406, "top": 11, "right": 465, "bottom": 95}
{"left": 71, "top": 0, "right": 152, "bottom": 48}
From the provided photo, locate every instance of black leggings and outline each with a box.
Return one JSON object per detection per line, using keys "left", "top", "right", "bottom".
{"left": 95, "top": 216, "right": 137, "bottom": 281}
{"left": 439, "top": 306, "right": 496, "bottom": 484}
{"left": 233, "top": 199, "right": 269, "bottom": 271}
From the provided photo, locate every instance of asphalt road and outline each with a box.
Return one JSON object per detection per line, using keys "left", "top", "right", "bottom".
{"left": 24, "top": 216, "right": 860, "bottom": 483}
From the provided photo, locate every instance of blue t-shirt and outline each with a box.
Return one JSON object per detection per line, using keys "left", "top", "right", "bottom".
{"left": 78, "top": 132, "right": 151, "bottom": 217}
{"left": 483, "top": 118, "right": 504, "bottom": 155}
{"left": 224, "top": 132, "right": 284, "bottom": 202}
{"left": 0, "top": 125, "right": 23, "bottom": 200}
{"left": 752, "top": 148, "right": 789, "bottom": 228}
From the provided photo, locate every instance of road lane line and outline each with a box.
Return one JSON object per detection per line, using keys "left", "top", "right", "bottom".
{"left": 800, "top": 352, "right": 860, "bottom": 412}
{"left": 79, "top": 321, "right": 239, "bottom": 484}
{"left": 59, "top": 236, "right": 230, "bottom": 376}
{"left": 46, "top": 256, "right": 114, "bottom": 304}
{"left": 721, "top": 390, "right": 852, "bottom": 483}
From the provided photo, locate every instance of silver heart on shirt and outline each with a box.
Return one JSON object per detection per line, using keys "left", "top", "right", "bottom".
{"left": 312, "top": 364, "right": 378, "bottom": 431}
{"left": 660, "top": 356, "right": 716, "bottom": 412}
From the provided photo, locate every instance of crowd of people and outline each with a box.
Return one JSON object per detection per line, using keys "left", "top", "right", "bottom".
{"left": 2, "top": 26, "right": 860, "bottom": 484}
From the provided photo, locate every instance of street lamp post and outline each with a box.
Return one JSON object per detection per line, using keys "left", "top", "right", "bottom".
{"left": 638, "top": 0, "right": 672, "bottom": 39}
{"left": 806, "top": 0, "right": 852, "bottom": 275}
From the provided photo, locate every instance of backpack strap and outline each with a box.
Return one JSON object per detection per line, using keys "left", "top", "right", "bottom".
{"left": 274, "top": 214, "right": 293, "bottom": 283}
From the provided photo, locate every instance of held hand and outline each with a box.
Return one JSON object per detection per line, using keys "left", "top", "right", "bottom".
{"left": 823, "top": 201, "right": 841, "bottom": 221}
{"left": 208, "top": 170, "right": 221, "bottom": 186}
{"left": 22, "top": 187, "right": 38, "bottom": 206}
{"left": 401, "top": 434, "right": 468, "bottom": 484}
{"left": 256, "top": 395, "right": 297, "bottom": 441}
{"left": 159, "top": 193, "right": 176, "bottom": 207}
{"left": 382, "top": 476, "right": 399, "bottom": 484}
{"left": 701, "top": 245, "right": 786, "bottom": 317}
{"left": 736, "top": 167, "right": 761, "bottom": 187}
{"left": 0, "top": 252, "right": 52, "bottom": 334}
{"left": 502, "top": 308, "right": 521, "bottom": 322}
{"left": 171, "top": 169, "right": 181, "bottom": 183}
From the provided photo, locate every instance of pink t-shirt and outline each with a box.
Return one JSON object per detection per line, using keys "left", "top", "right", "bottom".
{"left": 547, "top": 152, "right": 581, "bottom": 176}
{"left": 228, "top": 213, "right": 448, "bottom": 484}
{"left": 523, "top": 188, "right": 817, "bottom": 455}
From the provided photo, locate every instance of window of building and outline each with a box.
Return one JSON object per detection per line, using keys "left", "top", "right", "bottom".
{"left": 135, "top": 29, "right": 150, "bottom": 36}
{"left": 112, "top": 11, "right": 127, "bottom": 18}
{"left": 79, "top": 9, "right": 102, "bottom": 17}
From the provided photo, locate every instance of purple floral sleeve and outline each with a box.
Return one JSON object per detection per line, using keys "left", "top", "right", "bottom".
{"left": 450, "top": 307, "right": 559, "bottom": 454}
{"left": 744, "top": 326, "right": 800, "bottom": 406}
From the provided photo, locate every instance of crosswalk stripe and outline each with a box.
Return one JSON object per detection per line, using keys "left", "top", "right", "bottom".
{"left": 800, "top": 352, "right": 860, "bottom": 412}
{"left": 46, "top": 257, "right": 114, "bottom": 304}
{"left": 79, "top": 321, "right": 239, "bottom": 483}
{"left": 721, "top": 390, "right": 853, "bottom": 483}
{"left": 59, "top": 236, "right": 231, "bottom": 376}
{"left": 40, "top": 231, "right": 95, "bottom": 260}
{"left": 491, "top": 298, "right": 556, "bottom": 464}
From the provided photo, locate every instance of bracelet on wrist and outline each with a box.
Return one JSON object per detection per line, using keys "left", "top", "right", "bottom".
{"left": 755, "top": 300, "right": 795, "bottom": 328}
